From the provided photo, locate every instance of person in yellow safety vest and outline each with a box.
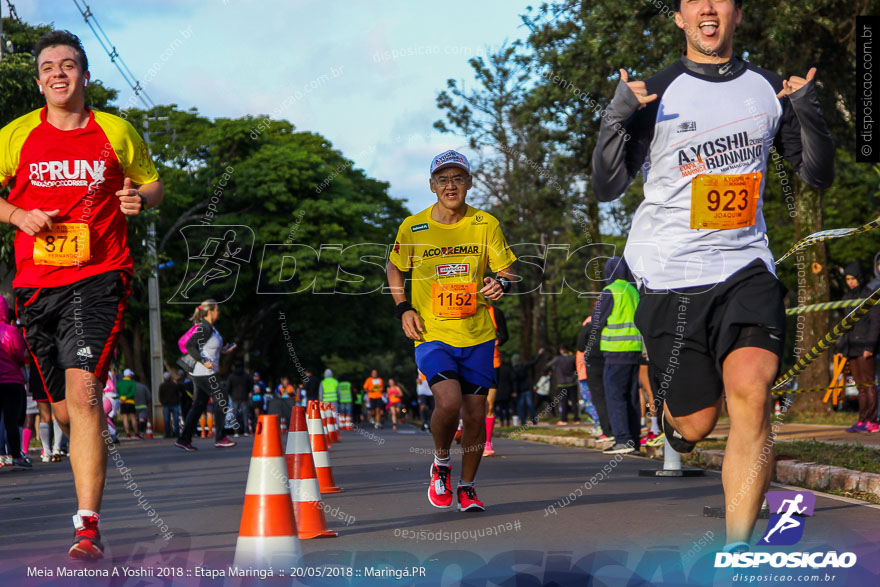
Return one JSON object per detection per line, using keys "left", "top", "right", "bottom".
{"left": 483, "top": 305, "right": 508, "bottom": 456}
{"left": 319, "top": 369, "right": 339, "bottom": 414}
{"left": 338, "top": 378, "right": 353, "bottom": 423}
{"left": 597, "top": 257, "right": 642, "bottom": 456}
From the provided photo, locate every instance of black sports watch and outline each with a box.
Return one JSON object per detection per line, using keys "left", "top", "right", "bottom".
{"left": 138, "top": 192, "right": 147, "bottom": 211}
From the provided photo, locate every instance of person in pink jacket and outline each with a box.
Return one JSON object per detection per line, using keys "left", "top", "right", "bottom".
{"left": 0, "top": 296, "right": 30, "bottom": 469}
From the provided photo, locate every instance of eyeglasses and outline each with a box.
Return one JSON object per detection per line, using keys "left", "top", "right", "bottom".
{"left": 434, "top": 175, "right": 467, "bottom": 187}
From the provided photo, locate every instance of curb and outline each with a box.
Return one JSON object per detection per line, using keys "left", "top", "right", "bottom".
{"left": 512, "top": 433, "right": 880, "bottom": 500}
{"left": 513, "top": 432, "right": 664, "bottom": 458}
{"left": 689, "top": 449, "right": 880, "bottom": 500}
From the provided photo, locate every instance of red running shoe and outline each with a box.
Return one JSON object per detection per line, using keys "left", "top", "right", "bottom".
{"left": 457, "top": 485, "right": 485, "bottom": 512}
{"left": 69, "top": 514, "right": 104, "bottom": 560}
{"left": 428, "top": 463, "right": 453, "bottom": 508}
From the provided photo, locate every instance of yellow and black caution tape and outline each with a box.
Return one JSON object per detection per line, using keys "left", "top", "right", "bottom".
{"left": 785, "top": 298, "right": 864, "bottom": 315}
{"left": 772, "top": 284, "right": 880, "bottom": 391}
{"left": 775, "top": 215, "right": 880, "bottom": 265}
{"left": 769, "top": 382, "right": 879, "bottom": 398}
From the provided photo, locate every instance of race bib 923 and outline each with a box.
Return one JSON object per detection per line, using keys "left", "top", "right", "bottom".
{"left": 690, "top": 172, "right": 762, "bottom": 230}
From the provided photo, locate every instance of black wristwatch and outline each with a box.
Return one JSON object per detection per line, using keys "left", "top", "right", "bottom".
{"left": 138, "top": 192, "right": 147, "bottom": 211}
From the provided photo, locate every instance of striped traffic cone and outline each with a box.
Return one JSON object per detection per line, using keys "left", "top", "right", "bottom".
{"left": 233, "top": 415, "right": 301, "bottom": 570}
{"left": 145, "top": 419, "right": 154, "bottom": 439}
{"left": 286, "top": 406, "right": 338, "bottom": 539}
{"left": 307, "top": 402, "right": 343, "bottom": 493}
{"left": 317, "top": 402, "right": 332, "bottom": 448}
{"left": 326, "top": 404, "right": 340, "bottom": 443}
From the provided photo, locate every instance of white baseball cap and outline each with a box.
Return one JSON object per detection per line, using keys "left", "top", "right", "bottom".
{"left": 430, "top": 150, "right": 470, "bottom": 175}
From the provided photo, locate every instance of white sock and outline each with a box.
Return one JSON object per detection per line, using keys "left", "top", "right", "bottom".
{"left": 458, "top": 480, "right": 474, "bottom": 488}
{"left": 434, "top": 456, "right": 450, "bottom": 468}
{"left": 77, "top": 509, "right": 100, "bottom": 523}
{"left": 651, "top": 416, "right": 661, "bottom": 435}
{"left": 39, "top": 422, "right": 51, "bottom": 454}
{"left": 53, "top": 420, "right": 63, "bottom": 451}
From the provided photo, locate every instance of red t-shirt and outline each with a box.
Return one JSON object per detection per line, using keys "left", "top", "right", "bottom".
{"left": 0, "top": 108, "right": 159, "bottom": 288}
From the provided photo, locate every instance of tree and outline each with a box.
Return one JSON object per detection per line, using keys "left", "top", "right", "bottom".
{"left": 523, "top": 0, "right": 879, "bottom": 415}
{"left": 435, "top": 42, "right": 590, "bottom": 355}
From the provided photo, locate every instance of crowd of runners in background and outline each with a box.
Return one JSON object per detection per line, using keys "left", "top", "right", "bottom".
{"left": 5, "top": 255, "right": 880, "bottom": 465}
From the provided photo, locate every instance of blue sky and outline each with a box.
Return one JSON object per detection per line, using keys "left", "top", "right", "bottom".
{"left": 17, "top": 0, "right": 535, "bottom": 214}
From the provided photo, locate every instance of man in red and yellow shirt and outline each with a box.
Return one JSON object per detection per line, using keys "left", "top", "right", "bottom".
{"left": 387, "top": 150, "right": 516, "bottom": 512}
{"left": 0, "top": 31, "right": 163, "bottom": 560}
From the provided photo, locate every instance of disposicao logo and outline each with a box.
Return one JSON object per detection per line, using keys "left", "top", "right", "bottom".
{"left": 714, "top": 491, "right": 857, "bottom": 570}
{"left": 760, "top": 490, "right": 815, "bottom": 546}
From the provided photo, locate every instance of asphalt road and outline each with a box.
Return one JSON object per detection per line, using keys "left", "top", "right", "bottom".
{"left": 1, "top": 425, "right": 878, "bottom": 586}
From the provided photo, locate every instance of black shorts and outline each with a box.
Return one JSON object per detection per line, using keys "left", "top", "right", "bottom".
{"left": 15, "top": 271, "right": 131, "bottom": 403}
{"left": 120, "top": 403, "right": 136, "bottom": 415}
{"left": 635, "top": 260, "right": 786, "bottom": 417}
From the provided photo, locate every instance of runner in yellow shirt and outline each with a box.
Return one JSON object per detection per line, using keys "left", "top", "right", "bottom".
{"left": 386, "top": 150, "right": 516, "bottom": 512}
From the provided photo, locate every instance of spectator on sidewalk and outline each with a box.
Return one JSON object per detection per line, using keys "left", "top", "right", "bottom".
{"left": 512, "top": 351, "right": 541, "bottom": 425}
{"left": 117, "top": 370, "right": 139, "bottom": 440}
{"left": 582, "top": 300, "right": 614, "bottom": 440}
{"left": 0, "top": 296, "right": 30, "bottom": 468}
{"left": 533, "top": 367, "right": 552, "bottom": 416}
{"left": 338, "top": 376, "right": 353, "bottom": 421}
{"left": 319, "top": 369, "right": 340, "bottom": 414}
{"left": 495, "top": 354, "right": 514, "bottom": 427}
{"left": 599, "top": 257, "right": 643, "bottom": 455}
{"left": 133, "top": 374, "right": 151, "bottom": 436}
{"left": 547, "top": 345, "right": 579, "bottom": 425}
{"left": 159, "top": 372, "right": 181, "bottom": 439}
{"left": 837, "top": 262, "right": 880, "bottom": 433}
{"left": 575, "top": 315, "right": 600, "bottom": 429}
{"left": 304, "top": 368, "right": 320, "bottom": 404}
{"left": 227, "top": 363, "right": 251, "bottom": 437}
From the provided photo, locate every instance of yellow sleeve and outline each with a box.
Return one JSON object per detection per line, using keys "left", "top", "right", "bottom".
{"left": 487, "top": 221, "right": 517, "bottom": 273}
{"left": 0, "top": 110, "right": 42, "bottom": 187}
{"left": 93, "top": 111, "right": 159, "bottom": 185}
{"left": 389, "top": 223, "right": 413, "bottom": 271}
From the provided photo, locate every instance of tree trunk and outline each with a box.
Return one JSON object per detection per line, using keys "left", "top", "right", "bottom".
{"left": 789, "top": 182, "right": 832, "bottom": 417}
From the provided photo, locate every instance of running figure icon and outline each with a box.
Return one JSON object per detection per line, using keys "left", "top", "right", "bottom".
{"left": 759, "top": 491, "right": 816, "bottom": 546}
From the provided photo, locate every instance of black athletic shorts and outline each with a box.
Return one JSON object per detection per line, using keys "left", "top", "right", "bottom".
{"left": 14, "top": 271, "right": 131, "bottom": 403}
{"left": 635, "top": 259, "right": 786, "bottom": 417}
{"left": 120, "top": 402, "right": 136, "bottom": 415}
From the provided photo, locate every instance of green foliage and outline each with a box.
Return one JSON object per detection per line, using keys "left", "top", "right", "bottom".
{"left": 435, "top": 0, "right": 879, "bottom": 356}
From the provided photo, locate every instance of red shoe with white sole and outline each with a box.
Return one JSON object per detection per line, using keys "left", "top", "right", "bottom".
{"left": 457, "top": 485, "right": 485, "bottom": 512}
{"left": 69, "top": 514, "right": 104, "bottom": 560}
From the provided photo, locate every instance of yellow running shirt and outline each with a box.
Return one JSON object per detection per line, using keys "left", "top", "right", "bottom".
{"left": 389, "top": 205, "right": 516, "bottom": 348}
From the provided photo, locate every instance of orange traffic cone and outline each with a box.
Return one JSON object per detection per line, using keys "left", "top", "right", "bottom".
{"left": 286, "top": 406, "right": 338, "bottom": 539}
{"left": 208, "top": 412, "right": 215, "bottom": 437}
{"left": 307, "top": 402, "right": 343, "bottom": 493}
{"left": 146, "top": 419, "right": 154, "bottom": 439}
{"left": 316, "top": 402, "right": 332, "bottom": 448}
{"left": 233, "top": 415, "right": 301, "bottom": 570}
{"left": 326, "top": 404, "right": 340, "bottom": 443}
{"left": 200, "top": 413, "right": 207, "bottom": 438}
